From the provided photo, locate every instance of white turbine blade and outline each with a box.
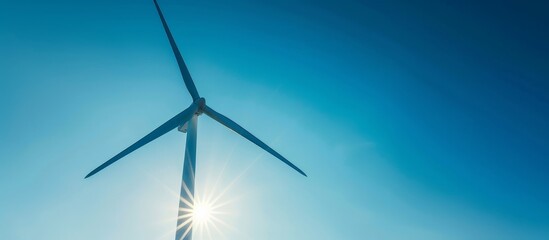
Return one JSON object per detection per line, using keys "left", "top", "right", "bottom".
{"left": 153, "top": 0, "right": 200, "bottom": 100}
{"left": 204, "top": 105, "right": 307, "bottom": 177}
{"left": 85, "top": 103, "right": 199, "bottom": 178}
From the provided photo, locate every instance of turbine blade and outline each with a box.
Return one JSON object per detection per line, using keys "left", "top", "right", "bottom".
{"left": 204, "top": 105, "right": 307, "bottom": 177}
{"left": 153, "top": 0, "right": 200, "bottom": 100}
{"left": 85, "top": 103, "right": 199, "bottom": 178}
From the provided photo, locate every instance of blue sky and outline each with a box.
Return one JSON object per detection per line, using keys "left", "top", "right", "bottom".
{"left": 1, "top": 0, "right": 548, "bottom": 239}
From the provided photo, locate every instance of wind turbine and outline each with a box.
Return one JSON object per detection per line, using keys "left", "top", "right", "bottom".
{"left": 85, "top": 1, "right": 307, "bottom": 239}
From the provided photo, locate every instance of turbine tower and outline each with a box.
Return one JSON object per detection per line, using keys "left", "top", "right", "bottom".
{"left": 85, "top": 1, "right": 307, "bottom": 239}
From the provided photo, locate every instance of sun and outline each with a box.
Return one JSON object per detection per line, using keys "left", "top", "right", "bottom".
{"left": 173, "top": 191, "right": 233, "bottom": 240}
{"left": 154, "top": 152, "right": 255, "bottom": 240}
{"left": 192, "top": 201, "right": 212, "bottom": 225}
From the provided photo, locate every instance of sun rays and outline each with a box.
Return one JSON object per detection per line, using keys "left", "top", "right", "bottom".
{"left": 174, "top": 185, "right": 234, "bottom": 240}
{"left": 143, "top": 124, "right": 290, "bottom": 240}
{"left": 149, "top": 149, "right": 261, "bottom": 240}
{"left": 172, "top": 153, "right": 260, "bottom": 240}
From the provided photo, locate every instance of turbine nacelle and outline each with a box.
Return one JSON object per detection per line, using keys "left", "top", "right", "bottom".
{"left": 177, "top": 121, "right": 189, "bottom": 133}
{"left": 195, "top": 97, "right": 206, "bottom": 115}
{"left": 179, "top": 98, "right": 206, "bottom": 133}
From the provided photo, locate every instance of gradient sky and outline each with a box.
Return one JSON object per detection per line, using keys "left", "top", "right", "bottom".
{"left": 1, "top": 0, "right": 548, "bottom": 239}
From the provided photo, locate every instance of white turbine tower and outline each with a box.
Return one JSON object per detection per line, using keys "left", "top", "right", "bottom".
{"left": 85, "top": 1, "right": 307, "bottom": 239}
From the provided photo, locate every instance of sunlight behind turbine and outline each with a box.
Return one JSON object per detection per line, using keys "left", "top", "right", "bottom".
{"left": 193, "top": 201, "right": 212, "bottom": 225}
{"left": 85, "top": 1, "right": 306, "bottom": 240}
{"left": 174, "top": 184, "right": 236, "bottom": 240}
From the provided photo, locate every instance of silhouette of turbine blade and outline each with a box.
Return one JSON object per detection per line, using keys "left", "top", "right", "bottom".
{"left": 153, "top": 0, "right": 200, "bottom": 100}
{"left": 85, "top": 103, "right": 199, "bottom": 179}
{"left": 203, "top": 105, "right": 307, "bottom": 177}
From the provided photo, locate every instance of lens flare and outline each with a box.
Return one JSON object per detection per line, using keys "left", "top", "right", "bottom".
{"left": 192, "top": 201, "right": 212, "bottom": 225}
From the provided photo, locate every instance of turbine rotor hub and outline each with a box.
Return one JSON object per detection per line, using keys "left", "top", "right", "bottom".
{"left": 195, "top": 97, "right": 206, "bottom": 115}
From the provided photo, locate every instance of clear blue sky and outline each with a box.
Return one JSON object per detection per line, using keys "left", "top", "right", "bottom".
{"left": 1, "top": 0, "right": 548, "bottom": 239}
